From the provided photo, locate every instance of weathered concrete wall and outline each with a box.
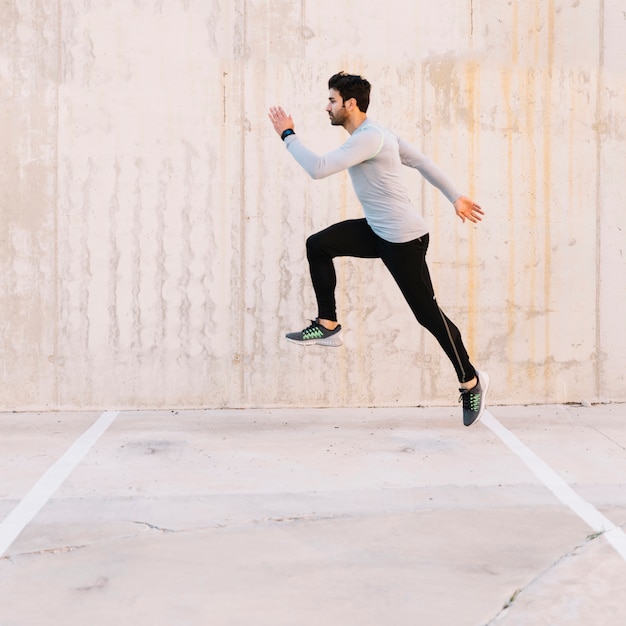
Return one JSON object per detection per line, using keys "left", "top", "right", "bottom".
{"left": 1, "top": 0, "right": 624, "bottom": 410}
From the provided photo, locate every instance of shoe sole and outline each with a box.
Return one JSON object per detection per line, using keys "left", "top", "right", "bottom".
{"left": 285, "top": 333, "right": 343, "bottom": 347}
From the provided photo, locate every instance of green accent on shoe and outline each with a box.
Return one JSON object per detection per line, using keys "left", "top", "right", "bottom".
{"left": 285, "top": 319, "right": 343, "bottom": 347}
{"left": 459, "top": 371, "right": 490, "bottom": 427}
{"left": 302, "top": 326, "right": 324, "bottom": 340}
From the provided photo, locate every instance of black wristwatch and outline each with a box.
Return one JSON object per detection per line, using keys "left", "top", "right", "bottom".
{"left": 281, "top": 129, "right": 296, "bottom": 141}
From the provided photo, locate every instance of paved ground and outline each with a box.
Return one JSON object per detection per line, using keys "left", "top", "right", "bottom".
{"left": 0, "top": 403, "right": 625, "bottom": 625}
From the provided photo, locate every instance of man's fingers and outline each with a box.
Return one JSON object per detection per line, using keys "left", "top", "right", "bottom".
{"left": 458, "top": 208, "right": 484, "bottom": 223}
{"left": 269, "top": 106, "right": 286, "bottom": 119}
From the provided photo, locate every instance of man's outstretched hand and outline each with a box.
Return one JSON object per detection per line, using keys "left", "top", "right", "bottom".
{"left": 268, "top": 106, "right": 295, "bottom": 136}
{"left": 454, "top": 196, "right": 485, "bottom": 223}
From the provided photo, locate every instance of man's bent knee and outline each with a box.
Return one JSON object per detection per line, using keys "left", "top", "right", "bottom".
{"left": 306, "top": 231, "right": 326, "bottom": 258}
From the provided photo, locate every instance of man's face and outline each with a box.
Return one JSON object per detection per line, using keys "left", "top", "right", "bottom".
{"left": 325, "top": 88, "right": 349, "bottom": 126}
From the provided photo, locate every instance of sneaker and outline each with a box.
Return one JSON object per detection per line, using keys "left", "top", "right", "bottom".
{"left": 459, "top": 370, "right": 490, "bottom": 426}
{"left": 285, "top": 319, "right": 343, "bottom": 347}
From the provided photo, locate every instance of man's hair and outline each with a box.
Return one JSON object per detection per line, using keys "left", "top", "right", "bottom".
{"left": 328, "top": 72, "right": 371, "bottom": 113}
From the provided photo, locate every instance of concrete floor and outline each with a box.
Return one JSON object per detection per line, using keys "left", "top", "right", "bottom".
{"left": 1, "top": 403, "right": 625, "bottom": 625}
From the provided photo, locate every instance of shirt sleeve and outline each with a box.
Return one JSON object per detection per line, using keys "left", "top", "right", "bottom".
{"left": 284, "top": 127, "right": 384, "bottom": 180}
{"left": 397, "top": 137, "right": 462, "bottom": 204}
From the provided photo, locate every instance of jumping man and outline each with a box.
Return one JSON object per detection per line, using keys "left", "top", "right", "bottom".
{"left": 268, "top": 72, "right": 489, "bottom": 426}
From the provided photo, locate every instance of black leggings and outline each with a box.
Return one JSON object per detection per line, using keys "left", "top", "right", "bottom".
{"left": 306, "top": 218, "right": 476, "bottom": 383}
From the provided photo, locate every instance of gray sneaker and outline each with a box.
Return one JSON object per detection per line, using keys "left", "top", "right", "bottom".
{"left": 286, "top": 319, "right": 343, "bottom": 347}
{"left": 459, "top": 370, "right": 490, "bottom": 426}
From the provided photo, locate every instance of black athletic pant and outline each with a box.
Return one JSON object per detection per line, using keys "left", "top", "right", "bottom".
{"left": 306, "top": 218, "right": 476, "bottom": 384}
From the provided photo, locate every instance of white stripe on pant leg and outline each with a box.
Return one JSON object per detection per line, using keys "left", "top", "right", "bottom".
{"left": 436, "top": 302, "right": 467, "bottom": 383}
{"left": 482, "top": 410, "right": 626, "bottom": 561}
{"left": 0, "top": 411, "right": 119, "bottom": 558}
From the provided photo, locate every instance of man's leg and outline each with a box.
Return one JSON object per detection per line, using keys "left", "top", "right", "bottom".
{"left": 306, "top": 219, "right": 380, "bottom": 326}
{"left": 379, "top": 234, "right": 476, "bottom": 385}
{"left": 380, "top": 234, "right": 489, "bottom": 426}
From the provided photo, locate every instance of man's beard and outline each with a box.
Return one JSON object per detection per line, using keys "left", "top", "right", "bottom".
{"left": 329, "top": 110, "right": 347, "bottom": 126}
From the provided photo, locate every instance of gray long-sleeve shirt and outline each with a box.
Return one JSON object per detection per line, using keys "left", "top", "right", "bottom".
{"left": 284, "top": 119, "right": 461, "bottom": 243}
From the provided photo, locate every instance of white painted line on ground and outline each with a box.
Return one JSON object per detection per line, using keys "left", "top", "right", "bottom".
{"left": 482, "top": 410, "right": 626, "bottom": 561}
{"left": 0, "top": 410, "right": 119, "bottom": 558}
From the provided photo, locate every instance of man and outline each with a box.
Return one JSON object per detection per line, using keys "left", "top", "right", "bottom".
{"left": 268, "top": 72, "right": 489, "bottom": 426}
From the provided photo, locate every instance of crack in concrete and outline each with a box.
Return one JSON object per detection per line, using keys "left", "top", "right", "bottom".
{"left": 485, "top": 533, "right": 605, "bottom": 624}
{"left": 213, "top": 512, "right": 347, "bottom": 529}
{"left": 564, "top": 404, "right": 626, "bottom": 452}
{"left": 0, "top": 514, "right": 341, "bottom": 560}
{"left": 1, "top": 543, "right": 87, "bottom": 562}
{"left": 588, "top": 426, "right": 626, "bottom": 453}
{"left": 132, "top": 520, "right": 176, "bottom": 534}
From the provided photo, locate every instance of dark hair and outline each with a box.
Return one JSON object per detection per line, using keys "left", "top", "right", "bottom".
{"left": 328, "top": 72, "right": 371, "bottom": 113}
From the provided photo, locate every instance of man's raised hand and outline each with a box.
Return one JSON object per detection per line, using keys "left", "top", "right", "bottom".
{"left": 268, "top": 106, "right": 295, "bottom": 136}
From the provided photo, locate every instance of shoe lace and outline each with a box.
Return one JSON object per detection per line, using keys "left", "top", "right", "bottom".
{"left": 301, "top": 320, "right": 323, "bottom": 339}
{"left": 459, "top": 388, "right": 481, "bottom": 412}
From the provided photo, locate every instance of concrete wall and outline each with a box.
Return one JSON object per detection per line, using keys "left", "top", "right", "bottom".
{"left": 1, "top": 0, "right": 624, "bottom": 410}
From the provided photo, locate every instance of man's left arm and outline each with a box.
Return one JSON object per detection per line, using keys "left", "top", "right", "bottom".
{"left": 453, "top": 195, "right": 484, "bottom": 224}
{"left": 398, "top": 137, "right": 484, "bottom": 223}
